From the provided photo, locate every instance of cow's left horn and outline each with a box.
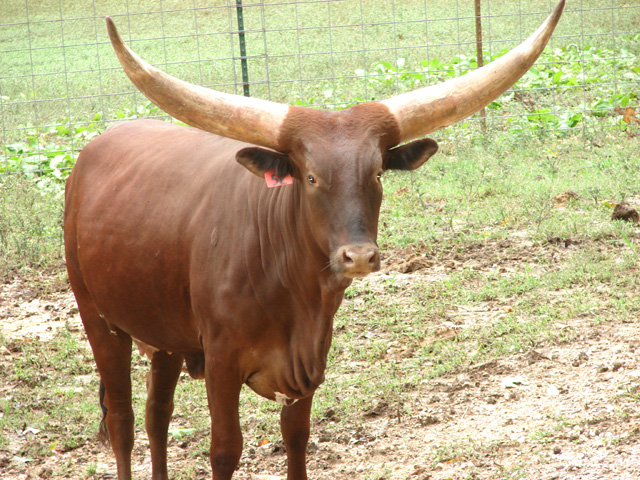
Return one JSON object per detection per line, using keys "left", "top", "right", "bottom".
{"left": 105, "top": 17, "right": 289, "bottom": 151}
{"left": 381, "top": 0, "right": 565, "bottom": 143}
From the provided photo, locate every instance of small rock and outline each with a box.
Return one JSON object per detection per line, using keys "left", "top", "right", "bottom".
{"left": 547, "top": 385, "right": 560, "bottom": 396}
{"left": 38, "top": 467, "right": 53, "bottom": 479}
{"left": 508, "top": 391, "right": 520, "bottom": 401}
{"left": 554, "top": 191, "right": 580, "bottom": 207}
{"left": 524, "top": 349, "right": 551, "bottom": 365}
{"left": 363, "top": 401, "right": 388, "bottom": 417}
{"left": 612, "top": 203, "right": 639, "bottom": 223}
{"left": 419, "top": 414, "right": 439, "bottom": 426}
{"left": 572, "top": 352, "right": 589, "bottom": 367}
{"left": 454, "top": 373, "right": 472, "bottom": 388}
{"left": 397, "top": 256, "right": 433, "bottom": 273}
{"left": 270, "top": 441, "right": 284, "bottom": 454}
{"left": 612, "top": 361, "right": 624, "bottom": 372}
{"left": 547, "top": 236, "right": 580, "bottom": 248}
{"left": 323, "top": 408, "right": 336, "bottom": 420}
{"left": 0, "top": 346, "right": 11, "bottom": 356}
{"left": 553, "top": 446, "right": 562, "bottom": 455}
{"left": 470, "top": 359, "right": 498, "bottom": 371}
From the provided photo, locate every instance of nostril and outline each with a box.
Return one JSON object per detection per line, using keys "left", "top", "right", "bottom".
{"left": 342, "top": 250, "right": 354, "bottom": 266}
{"left": 368, "top": 250, "right": 379, "bottom": 266}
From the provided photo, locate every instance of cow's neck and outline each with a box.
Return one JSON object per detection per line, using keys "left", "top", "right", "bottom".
{"left": 242, "top": 180, "right": 347, "bottom": 375}
{"left": 253, "top": 180, "right": 350, "bottom": 306}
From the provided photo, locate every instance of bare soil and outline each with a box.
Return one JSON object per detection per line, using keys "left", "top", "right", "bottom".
{"left": 1, "top": 241, "right": 639, "bottom": 480}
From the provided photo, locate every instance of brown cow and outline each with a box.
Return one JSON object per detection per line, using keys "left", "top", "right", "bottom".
{"left": 64, "top": 2, "right": 564, "bottom": 479}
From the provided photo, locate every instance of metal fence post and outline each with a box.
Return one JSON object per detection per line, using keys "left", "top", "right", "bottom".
{"left": 235, "top": 0, "right": 250, "bottom": 97}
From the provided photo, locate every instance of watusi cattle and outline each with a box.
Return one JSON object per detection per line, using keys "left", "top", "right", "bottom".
{"left": 63, "top": 2, "right": 565, "bottom": 479}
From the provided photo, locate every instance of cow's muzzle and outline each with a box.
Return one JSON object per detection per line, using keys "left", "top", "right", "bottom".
{"left": 332, "top": 243, "right": 380, "bottom": 278}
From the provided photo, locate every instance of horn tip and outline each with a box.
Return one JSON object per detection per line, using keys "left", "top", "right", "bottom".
{"left": 105, "top": 16, "right": 121, "bottom": 44}
{"left": 546, "top": 0, "right": 565, "bottom": 32}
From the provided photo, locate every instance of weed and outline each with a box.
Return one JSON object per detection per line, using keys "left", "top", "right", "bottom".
{"left": 0, "top": 175, "right": 64, "bottom": 278}
{"left": 85, "top": 463, "right": 98, "bottom": 476}
{"left": 530, "top": 429, "right": 553, "bottom": 443}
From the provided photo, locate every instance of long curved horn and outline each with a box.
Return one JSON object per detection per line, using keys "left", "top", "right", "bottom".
{"left": 381, "top": 0, "right": 565, "bottom": 143}
{"left": 106, "top": 17, "right": 289, "bottom": 150}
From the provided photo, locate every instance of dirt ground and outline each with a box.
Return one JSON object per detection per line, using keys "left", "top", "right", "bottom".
{"left": 1, "top": 246, "right": 639, "bottom": 480}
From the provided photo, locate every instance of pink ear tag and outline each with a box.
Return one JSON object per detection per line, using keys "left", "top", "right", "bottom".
{"left": 264, "top": 169, "right": 293, "bottom": 188}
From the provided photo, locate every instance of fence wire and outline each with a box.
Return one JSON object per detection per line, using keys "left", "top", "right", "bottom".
{"left": 1, "top": 0, "right": 639, "bottom": 176}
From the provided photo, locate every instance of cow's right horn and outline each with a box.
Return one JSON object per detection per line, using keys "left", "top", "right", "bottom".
{"left": 106, "top": 17, "right": 289, "bottom": 151}
{"left": 381, "top": 0, "right": 565, "bottom": 143}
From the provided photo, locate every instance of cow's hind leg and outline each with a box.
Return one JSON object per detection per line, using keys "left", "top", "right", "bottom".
{"left": 146, "top": 351, "right": 184, "bottom": 480}
{"left": 74, "top": 292, "right": 134, "bottom": 480}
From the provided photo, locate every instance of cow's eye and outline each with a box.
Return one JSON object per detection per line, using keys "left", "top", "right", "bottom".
{"left": 376, "top": 171, "right": 383, "bottom": 181}
{"left": 308, "top": 175, "right": 317, "bottom": 184}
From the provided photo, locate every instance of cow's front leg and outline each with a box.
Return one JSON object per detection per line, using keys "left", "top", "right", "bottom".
{"left": 281, "top": 396, "right": 313, "bottom": 480}
{"left": 205, "top": 355, "right": 244, "bottom": 480}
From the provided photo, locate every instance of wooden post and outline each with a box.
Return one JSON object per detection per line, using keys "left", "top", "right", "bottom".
{"left": 474, "top": 0, "right": 487, "bottom": 133}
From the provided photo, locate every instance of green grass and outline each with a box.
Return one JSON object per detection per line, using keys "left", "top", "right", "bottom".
{"left": 1, "top": 0, "right": 638, "bottom": 139}
{"left": 0, "top": 329, "right": 99, "bottom": 456}
{"left": 0, "top": 175, "right": 64, "bottom": 278}
{"left": 377, "top": 132, "right": 640, "bottom": 249}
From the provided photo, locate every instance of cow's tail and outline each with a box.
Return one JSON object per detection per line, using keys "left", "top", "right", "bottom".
{"left": 98, "top": 379, "right": 110, "bottom": 444}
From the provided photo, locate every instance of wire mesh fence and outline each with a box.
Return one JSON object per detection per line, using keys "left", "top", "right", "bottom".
{"left": 1, "top": 0, "right": 639, "bottom": 179}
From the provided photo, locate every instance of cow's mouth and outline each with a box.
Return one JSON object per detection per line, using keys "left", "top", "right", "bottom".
{"left": 340, "top": 269, "right": 377, "bottom": 279}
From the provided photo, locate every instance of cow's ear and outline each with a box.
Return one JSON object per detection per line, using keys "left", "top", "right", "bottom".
{"left": 386, "top": 138, "right": 438, "bottom": 171}
{"left": 236, "top": 147, "right": 295, "bottom": 179}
